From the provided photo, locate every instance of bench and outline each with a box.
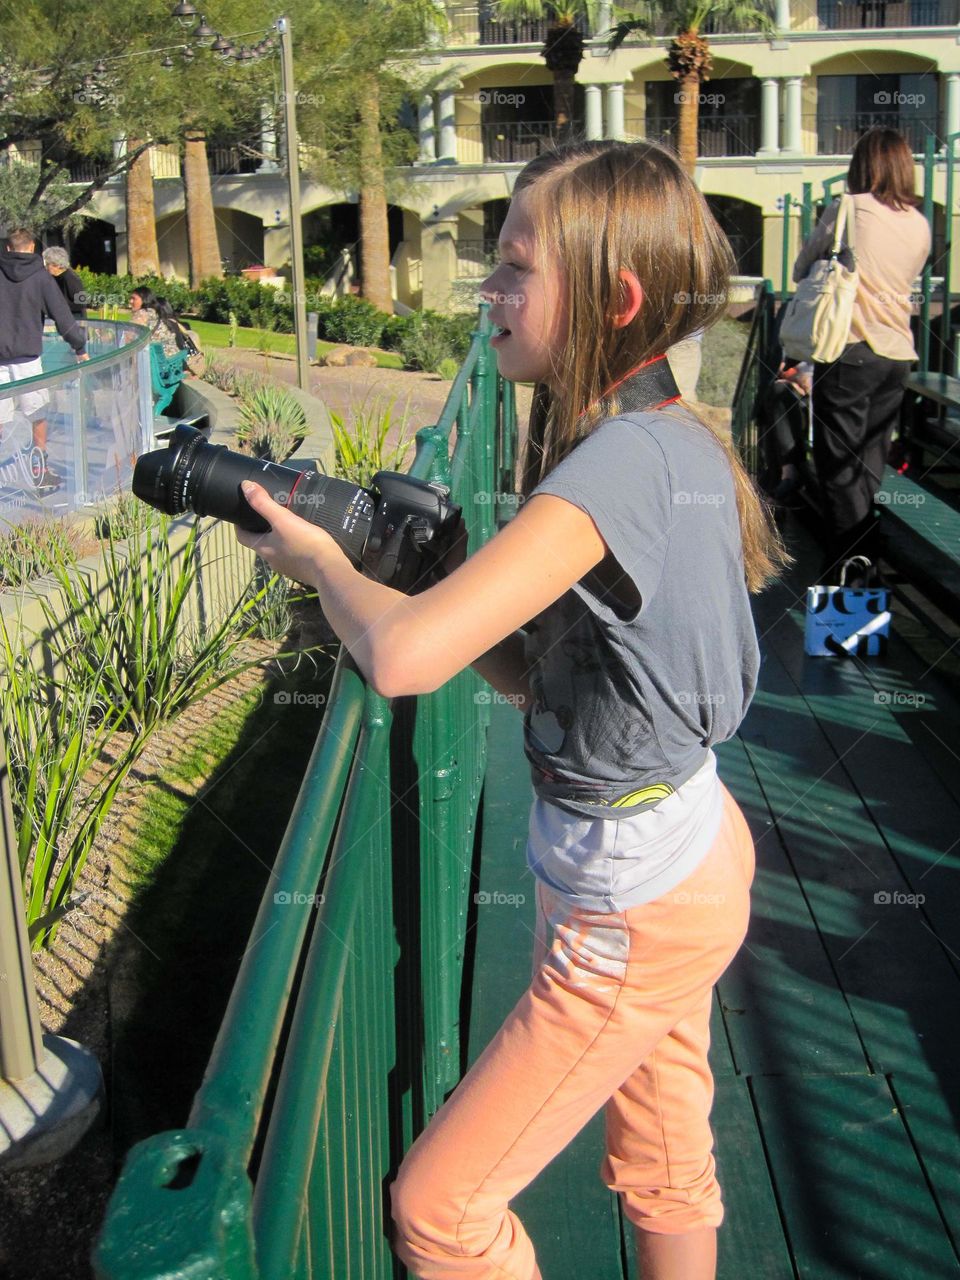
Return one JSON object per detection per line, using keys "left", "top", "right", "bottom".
{"left": 902, "top": 371, "right": 960, "bottom": 464}
{"left": 149, "top": 342, "right": 190, "bottom": 417}
{"left": 876, "top": 465, "right": 960, "bottom": 621}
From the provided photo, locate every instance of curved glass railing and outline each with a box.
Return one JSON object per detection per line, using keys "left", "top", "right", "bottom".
{"left": 0, "top": 320, "right": 152, "bottom": 522}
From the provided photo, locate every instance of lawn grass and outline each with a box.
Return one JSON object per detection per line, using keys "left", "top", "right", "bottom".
{"left": 109, "top": 647, "right": 336, "bottom": 1146}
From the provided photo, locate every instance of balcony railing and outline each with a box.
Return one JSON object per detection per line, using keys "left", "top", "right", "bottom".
{"left": 818, "top": 0, "right": 960, "bottom": 25}
{"left": 815, "top": 111, "right": 940, "bottom": 154}
{"left": 640, "top": 114, "right": 760, "bottom": 158}
{"left": 207, "top": 141, "right": 263, "bottom": 175}
{"left": 447, "top": 5, "right": 589, "bottom": 44}
{"left": 0, "top": 146, "right": 115, "bottom": 184}
{"left": 457, "top": 119, "right": 562, "bottom": 164}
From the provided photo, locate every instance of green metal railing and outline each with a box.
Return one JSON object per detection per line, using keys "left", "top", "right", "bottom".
{"left": 777, "top": 132, "right": 960, "bottom": 375}
{"left": 730, "top": 281, "right": 776, "bottom": 480}
{"left": 94, "top": 303, "right": 518, "bottom": 1279}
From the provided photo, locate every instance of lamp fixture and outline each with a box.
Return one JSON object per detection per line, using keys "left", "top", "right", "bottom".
{"left": 171, "top": 1, "right": 198, "bottom": 25}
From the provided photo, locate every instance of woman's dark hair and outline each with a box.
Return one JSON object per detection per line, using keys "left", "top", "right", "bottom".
{"left": 154, "top": 297, "right": 178, "bottom": 323}
{"left": 131, "top": 285, "right": 158, "bottom": 309}
{"left": 847, "top": 127, "right": 920, "bottom": 211}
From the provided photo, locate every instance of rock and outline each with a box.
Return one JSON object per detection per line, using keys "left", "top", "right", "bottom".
{"left": 322, "top": 349, "right": 348, "bottom": 367}
{"left": 344, "top": 349, "right": 378, "bottom": 368}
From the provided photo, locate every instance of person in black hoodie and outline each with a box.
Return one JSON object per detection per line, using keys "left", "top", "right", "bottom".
{"left": 0, "top": 227, "right": 88, "bottom": 491}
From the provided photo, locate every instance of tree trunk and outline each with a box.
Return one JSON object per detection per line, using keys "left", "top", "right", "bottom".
{"left": 554, "top": 69, "right": 576, "bottom": 142}
{"left": 677, "top": 72, "right": 700, "bottom": 176}
{"left": 126, "top": 140, "right": 160, "bottom": 277}
{"left": 183, "top": 131, "right": 222, "bottom": 288}
{"left": 357, "top": 75, "right": 392, "bottom": 313}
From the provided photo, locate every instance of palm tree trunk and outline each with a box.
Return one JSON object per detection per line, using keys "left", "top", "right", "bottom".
{"left": 554, "top": 69, "right": 576, "bottom": 142}
{"left": 126, "top": 140, "right": 160, "bottom": 277}
{"left": 183, "top": 130, "right": 222, "bottom": 288}
{"left": 677, "top": 73, "right": 700, "bottom": 176}
{"left": 358, "top": 74, "right": 393, "bottom": 313}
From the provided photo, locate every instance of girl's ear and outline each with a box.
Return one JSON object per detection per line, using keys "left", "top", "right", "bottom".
{"left": 612, "top": 270, "right": 644, "bottom": 329}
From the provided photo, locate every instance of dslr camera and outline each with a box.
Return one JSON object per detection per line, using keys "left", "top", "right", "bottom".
{"left": 133, "top": 425, "right": 461, "bottom": 592}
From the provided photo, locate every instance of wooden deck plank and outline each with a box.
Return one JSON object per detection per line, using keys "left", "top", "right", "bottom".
{"left": 715, "top": 735, "right": 868, "bottom": 1078}
{"left": 751, "top": 1073, "right": 960, "bottom": 1279}
{"left": 735, "top": 634, "right": 960, "bottom": 1080}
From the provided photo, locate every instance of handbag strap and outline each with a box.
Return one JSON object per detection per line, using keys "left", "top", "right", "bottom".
{"left": 831, "top": 194, "right": 856, "bottom": 259}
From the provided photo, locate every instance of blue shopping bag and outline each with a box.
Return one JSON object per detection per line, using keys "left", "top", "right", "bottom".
{"left": 804, "top": 557, "right": 891, "bottom": 658}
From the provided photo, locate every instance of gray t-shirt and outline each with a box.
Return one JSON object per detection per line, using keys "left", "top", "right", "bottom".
{"left": 522, "top": 404, "right": 760, "bottom": 819}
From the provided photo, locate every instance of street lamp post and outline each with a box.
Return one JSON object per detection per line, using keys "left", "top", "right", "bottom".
{"left": 275, "top": 17, "right": 310, "bottom": 392}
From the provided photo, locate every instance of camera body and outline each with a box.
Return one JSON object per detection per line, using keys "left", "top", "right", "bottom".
{"left": 132, "top": 425, "right": 461, "bottom": 591}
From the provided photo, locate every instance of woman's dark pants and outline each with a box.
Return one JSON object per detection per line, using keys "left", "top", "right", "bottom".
{"left": 812, "top": 342, "right": 913, "bottom": 580}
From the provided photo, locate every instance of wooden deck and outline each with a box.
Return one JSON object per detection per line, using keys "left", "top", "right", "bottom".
{"left": 467, "top": 527, "right": 960, "bottom": 1280}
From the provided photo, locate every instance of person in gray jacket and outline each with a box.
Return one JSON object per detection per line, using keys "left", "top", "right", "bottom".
{"left": 0, "top": 227, "right": 88, "bottom": 491}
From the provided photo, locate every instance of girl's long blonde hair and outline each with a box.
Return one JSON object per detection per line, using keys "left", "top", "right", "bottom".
{"left": 515, "top": 140, "right": 789, "bottom": 593}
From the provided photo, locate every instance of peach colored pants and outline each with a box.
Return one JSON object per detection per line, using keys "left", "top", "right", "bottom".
{"left": 390, "top": 785, "right": 755, "bottom": 1280}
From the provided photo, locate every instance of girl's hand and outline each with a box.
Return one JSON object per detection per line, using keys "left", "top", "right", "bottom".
{"left": 235, "top": 480, "right": 349, "bottom": 586}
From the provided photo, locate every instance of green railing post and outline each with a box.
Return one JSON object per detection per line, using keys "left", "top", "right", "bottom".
{"left": 920, "top": 133, "right": 936, "bottom": 372}
{"left": 941, "top": 132, "right": 959, "bottom": 370}
{"left": 800, "top": 182, "right": 814, "bottom": 243}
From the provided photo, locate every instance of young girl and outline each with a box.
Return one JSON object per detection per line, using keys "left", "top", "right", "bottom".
{"left": 236, "top": 140, "right": 787, "bottom": 1280}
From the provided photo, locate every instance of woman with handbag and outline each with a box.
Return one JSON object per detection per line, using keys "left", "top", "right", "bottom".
{"left": 790, "top": 127, "right": 930, "bottom": 582}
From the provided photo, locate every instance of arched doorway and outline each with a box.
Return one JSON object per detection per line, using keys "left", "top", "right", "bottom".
{"left": 70, "top": 219, "right": 117, "bottom": 273}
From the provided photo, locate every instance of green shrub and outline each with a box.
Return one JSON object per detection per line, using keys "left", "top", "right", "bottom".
{"left": 328, "top": 399, "right": 412, "bottom": 487}
{"left": 236, "top": 383, "right": 308, "bottom": 462}
{"left": 397, "top": 310, "right": 474, "bottom": 372}
{"left": 0, "top": 517, "right": 86, "bottom": 590}
{"left": 436, "top": 357, "right": 460, "bottom": 381}
{"left": 317, "top": 295, "right": 388, "bottom": 347}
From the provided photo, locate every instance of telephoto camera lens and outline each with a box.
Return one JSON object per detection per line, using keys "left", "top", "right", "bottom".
{"left": 132, "top": 425, "right": 461, "bottom": 590}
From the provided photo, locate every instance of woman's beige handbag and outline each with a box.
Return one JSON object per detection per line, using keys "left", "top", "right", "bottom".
{"left": 780, "top": 194, "right": 859, "bottom": 364}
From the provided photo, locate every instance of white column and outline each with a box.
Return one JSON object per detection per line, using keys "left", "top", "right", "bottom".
{"left": 594, "top": 1, "right": 612, "bottom": 36}
{"left": 418, "top": 95, "right": 437, "bottom": 163}
{"left": 782, "top": 77, "right": 803, "bottom": 155}
{"left": 259, "top": 102, "right": 279, "bottom": 173}
{"left": 605, "top": 82, "right": 625, "bottom": 141}
{"left": 438, "top": 88, "right": 457, "bottom": 163}
{"left": 585, "top": 85, "right": 603, "bottom": 140}
{"left": 757, "top": 78, "right": 780, "bottom": 156}
{"left": 775, "top": 0, "right": 791, "bottom": 30}
{"left": 945, "top": 73, "right": 960, "bottom": 144}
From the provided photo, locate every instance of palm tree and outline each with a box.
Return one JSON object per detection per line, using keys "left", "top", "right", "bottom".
{"left": 609, "top": 1, "right": 774, "bottom": 174}
{"left": 494, "top": 1, "right": 596, "bottom": 140}
{"left": 182, "top": 130, "right": 223, "bottom": 287}
{"left": 126, "top": 141, "right": 160, "bottom": 277}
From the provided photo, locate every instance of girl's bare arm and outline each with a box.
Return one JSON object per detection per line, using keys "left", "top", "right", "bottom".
{"left": 236, "top": 482, "right": 605, "bottom": 699}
